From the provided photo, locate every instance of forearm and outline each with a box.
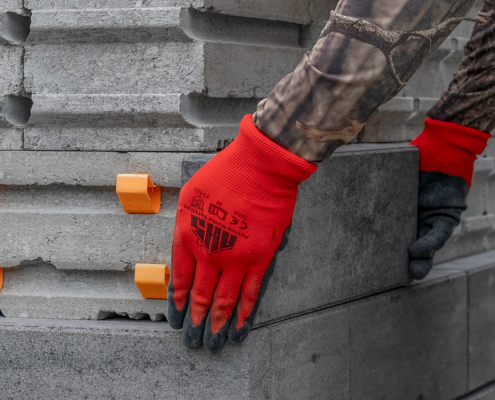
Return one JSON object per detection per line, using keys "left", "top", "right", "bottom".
{"left": 254, "top": 0, "right": 476, "bottom": 162}
{"left": 428, "top": 0, "right": 495, "bottom": 132}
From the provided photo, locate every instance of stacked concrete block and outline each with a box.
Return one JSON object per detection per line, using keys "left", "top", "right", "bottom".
{"left": 0, "top": 4, "right": 30, "bottom": 150}
{"left": 1, "top": 248, "right": 494, "bottom": 400}
{"left": 0, "top": 144, "right": 418, "bottom": 323}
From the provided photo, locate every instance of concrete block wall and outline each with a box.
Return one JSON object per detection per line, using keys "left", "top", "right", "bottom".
{"left": 1, "top": 250, "right": 495, "bottom": 399}
{"left": 1, "top": 2, "right": 495, "bottom": 399}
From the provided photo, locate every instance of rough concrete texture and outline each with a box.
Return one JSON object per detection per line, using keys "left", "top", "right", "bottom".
{"left": 257, "top": 144, "right": 417, "bottom": 326}
{"left": 349, "top": 268, "right": 468, "bottom": 400}
{"left": 23, "top": 7, "right": 304, "bottom": 151}
{"left": 0, "top": 151, "right": 185, "bottom": 187}
{"left": 0, "top": 144, "right": 417, "bottom": 323}
{"left": 25, "top": 0, "right": 337, "bottom": 24}
{"left": 25, "top": 8, "right": 304, "bottom": 98}
{"left": 0, "top": 1, "right": 24, "bottom": 13}
{"left": 1, "top": 249, "right": 493, "bottom": 399}
{"left": 0, "top": 308, "right": 348, "bottom": 400}
{"left": 0, "top": 187, "right": 179, "bottom": 270}
{"left": 25, "top": 94, "right": 259, "bottom": 151}
{"left": 437, "top": 250, "right": 495, "bottom": 392}
{"left": 0, "top": 264, "right": 168, "bottom": 321}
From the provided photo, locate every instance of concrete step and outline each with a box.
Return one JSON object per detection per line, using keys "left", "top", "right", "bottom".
{"left": 1, "top": 249, "right": 494, "bottom": 399}
{"left": 0, "top": 144, "right": 418, "bottom": 324}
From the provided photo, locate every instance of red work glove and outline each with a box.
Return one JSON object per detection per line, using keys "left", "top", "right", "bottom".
{"left": 168, "top": 115, "right": 317, "bottom": 352}
{"left": 409, "top": 118, "right": 491, "bottom": 280}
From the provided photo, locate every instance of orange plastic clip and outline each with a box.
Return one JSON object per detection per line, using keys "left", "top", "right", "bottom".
{"left": 116, "top": 174, "right": 161, "bottom": 214}
{"left": 0, "top": 268, "right": 3, "bottom": 291}
{"left": 135, "top": 264, "right": 170, "bottom": 300}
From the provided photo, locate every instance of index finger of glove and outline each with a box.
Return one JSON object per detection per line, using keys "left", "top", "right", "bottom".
{"left": 408, "top": 216, "right": 459, "bottom": 260}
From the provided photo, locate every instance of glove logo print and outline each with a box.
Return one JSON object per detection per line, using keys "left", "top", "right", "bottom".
{"left": 208, "top": 202, "right": 228, "bottom": 220}
{"left": 190, "top": 196, "right": 205, "bottom": 212}
{"left": 191, "top": 215, "right": 238, "bottom": 254}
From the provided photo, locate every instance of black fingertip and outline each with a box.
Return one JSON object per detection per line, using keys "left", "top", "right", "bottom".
{"left": 167, "top": 279, "right": 189, "bottom": 330}
{"left": 227, "top": 308, "right": 253, "bottom": 344}
{"left": 182, "top": 306, "right": 207, "bottom": 350}
{"left": 409, "top": 258, "right": 434, "bottom": 281}
{"left": 167, "top": 298, "right": 188, "bottom": 330}
{"left": 204, "top": 313, "right": 233, "bottom": 353}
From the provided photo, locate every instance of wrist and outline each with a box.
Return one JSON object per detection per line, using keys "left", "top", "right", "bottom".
{"left": 410, "top": 118, "right": 491, "bottom": 187}
{"left": 203, "top": 115, "right": 317, "bottom": 204}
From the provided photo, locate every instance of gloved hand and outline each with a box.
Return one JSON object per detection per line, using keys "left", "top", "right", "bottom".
{"left": 409, "top": 118, "right": 490, "bottom": 280}
{"left": 168, "top": 115, "right": 316, "bottom": 353}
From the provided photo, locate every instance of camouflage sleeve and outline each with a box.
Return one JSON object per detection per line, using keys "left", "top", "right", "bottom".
{"left": 428, "top": 0, "right": 495, "bottom": 133}
{"left": 253, "top": 0, "right": 476, "bottom": 162}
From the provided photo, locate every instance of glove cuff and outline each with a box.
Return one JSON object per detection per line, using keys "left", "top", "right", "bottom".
{"left": 410, "top": 118, "right": 491, "bottom": 187}
{"left": 203, "top": 115, "right": 317, "bottom": 204}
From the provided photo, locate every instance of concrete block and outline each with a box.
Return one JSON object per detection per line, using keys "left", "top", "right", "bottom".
{"left": 25, "top": 94, "right": 258, "bottom": 151}
{"left": 0, "top": 151, "right": 185, "bottom": 187}
{"left": 436, "top": 215, "right": 494, "bottom": 263}
{"left": 0, "top": 1, "right": 24, "bottom": 13}
{"left": 483, "top": 136, "right": 495, "bottom": 158}
{"left": 465, "top": 157, "right": 494, "bottom": 218}
{"left": 268, "top": 306, "right": 349, "bottom": 400}
{"left": 0, "top": 302, "right": 349, "bottom": 399}
{"left": 438, "top": 251, "right": 495, "bottom": 391}
{"left": 0, "top": 264, "right": 168, "bottom": 321}
{"left": 24, "top": 7, "right": 304, "bottom": 151}
{"left": 25, "top": 8, "right": 304, "bottom": 97}
{"left": 0, "top": 187, "right": 179, "bottom": 270}
{"left": 257, "top": 144, "right": 417, "bottom": 326}
{"left": 25, "top": 0, "right": 319, "bottom": 24}
{"left": 349, "top": 269, "right": 468, "bottom": 400}
{"left": 0, "top": 127, "right": 22, "bottom": 149}
{"left": 0, "top": 45, "right": 23, "bottom": 94}
{"left": 0, "top": 317, "right": 272, "bottom": 400}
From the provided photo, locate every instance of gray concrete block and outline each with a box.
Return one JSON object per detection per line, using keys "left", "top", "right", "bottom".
{"left": 0, "top": 302, "right": 349, "bottom": 400}
{"left": 0, "top": 317, "right": 271, "bottom": 400}
{"left": 268, "top": 306, "right": 349, "bottom": 400}
{"left": 0, "top": 264, "right": 168, "bottom": 321}
{"left": 25, "top": 8, "right": 304, "bottom": 97}
{"left": 25, "top": 94, "right": 258, "bottom": 151}
{"left": 0, "top": 1, "right": 24, "bottom": 13}
{"left": 349, "top": 269, "right": 468, "bottom": 400}
{"left": 257, "top": 144, "right": 417, "bottom": 326}
{"left": 0, "top": 45, "right": 23, "bottom": 94}
{"left": 0, "top": 185, "right": 178, "bottom": 270}
{"left": 465, "top": 157, "right": 494, "bottom": 218}
{"left": 436, "top": 215, "right": 494, "bottom": 264}
{"left": 0, "top": 127, "right": 22, "bottom": 149}
{"left": 0, "top": 151, "right": 185, "bottom": 187}
{"left": 25, "top": 0, "right": 313, "bottom": 24}
{"left": 436, "top": 250, "right": 495, "bottom": 392}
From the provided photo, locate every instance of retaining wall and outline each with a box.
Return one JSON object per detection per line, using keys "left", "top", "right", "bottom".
{"left": 0, "top": 1, "right": 494, "bottom": 399}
